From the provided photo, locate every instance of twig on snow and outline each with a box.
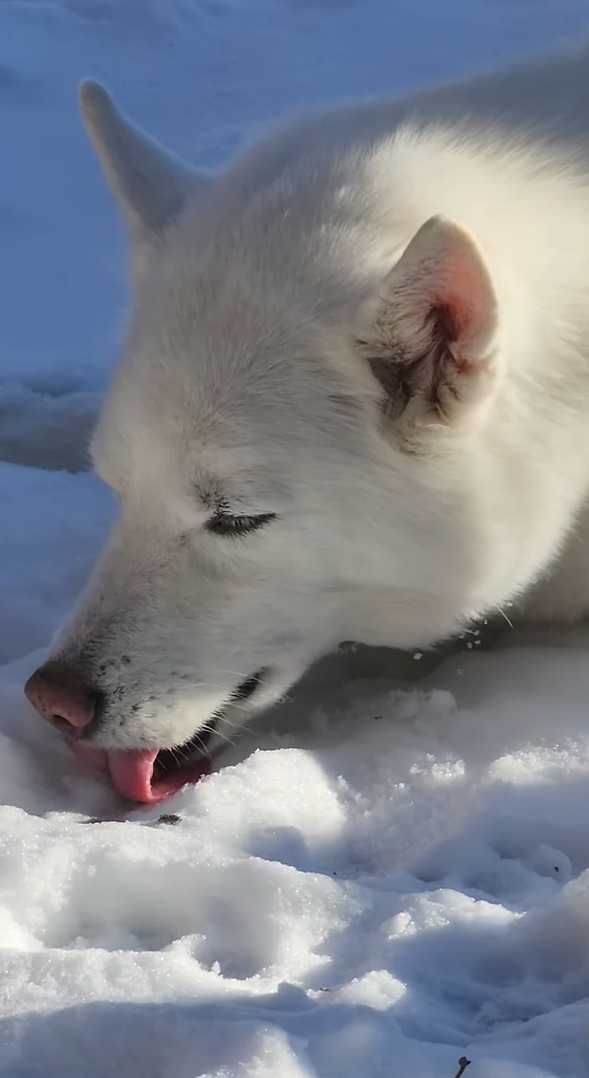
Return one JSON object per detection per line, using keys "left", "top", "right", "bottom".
{"left": 452, "top": 1058, "right": 471, "bottom": 1078}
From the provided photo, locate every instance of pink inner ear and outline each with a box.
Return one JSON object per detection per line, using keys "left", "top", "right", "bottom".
{"left": 437, "top": 246, "right": 494, "bottom": 347}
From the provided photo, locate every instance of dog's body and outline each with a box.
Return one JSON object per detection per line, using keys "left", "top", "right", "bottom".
{"left": 24, "top": 42, "right": 589, "bottom": 801}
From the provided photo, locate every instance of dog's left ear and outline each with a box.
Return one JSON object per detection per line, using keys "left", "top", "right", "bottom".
{"left": 79, "top": 81, "right": 210, "bottom": 282}
{"left": 356, "top": 216, "right": 499, "bottom": 427}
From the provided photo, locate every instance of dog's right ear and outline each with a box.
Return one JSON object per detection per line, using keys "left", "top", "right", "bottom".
{"left": 79, "top": 81, "right": 210, "bottom": 277}
{"left": 355, "top": 216, "right": 499, "bottom": 434}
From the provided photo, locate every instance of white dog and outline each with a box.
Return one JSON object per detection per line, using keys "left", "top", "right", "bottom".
{"left": 25, "top": 41, "right": 589, "bottom": 802}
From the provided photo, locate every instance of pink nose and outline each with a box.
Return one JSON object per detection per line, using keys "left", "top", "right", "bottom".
{"left": 24, "top": 661, "right": 98, "bottom": 735}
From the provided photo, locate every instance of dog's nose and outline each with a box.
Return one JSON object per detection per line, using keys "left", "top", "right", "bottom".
{"left": 24, "top": 661, "right": 99, "bottom": 736}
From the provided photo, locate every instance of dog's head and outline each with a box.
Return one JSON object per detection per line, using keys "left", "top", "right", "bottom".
{"left": 25, "top": 85, "right": 500, "bottom": 802}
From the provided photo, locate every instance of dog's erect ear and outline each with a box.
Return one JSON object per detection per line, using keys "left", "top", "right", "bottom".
{"left": 357, "top": 216, "right": 499, "bottom": 428}
{"left": 79, "top": 81, "right": 209, "bottom": 271}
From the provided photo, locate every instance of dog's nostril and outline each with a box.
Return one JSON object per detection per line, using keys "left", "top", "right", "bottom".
{"left": 52, "top": 714, "right": 84, "bottom": 737}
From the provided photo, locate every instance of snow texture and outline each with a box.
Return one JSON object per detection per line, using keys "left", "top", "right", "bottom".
{"left": 2, "top": 2, "right": 589, "bottom": 1076}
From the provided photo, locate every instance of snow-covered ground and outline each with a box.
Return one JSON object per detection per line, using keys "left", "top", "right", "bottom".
{"left": 2, "top": 2, "right": 589, "bottom": 1075}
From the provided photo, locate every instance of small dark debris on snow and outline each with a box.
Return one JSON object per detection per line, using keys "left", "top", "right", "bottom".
{"left": 452, "top": 1058, "right": 471, "bottom": 1078}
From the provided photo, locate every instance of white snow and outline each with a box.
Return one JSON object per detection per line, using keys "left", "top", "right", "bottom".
{"left": 2, "top": 2, "right": 589, "bottom": 1076}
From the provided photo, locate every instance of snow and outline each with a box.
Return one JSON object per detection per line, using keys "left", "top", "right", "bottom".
{"left": 2, "top": 1, "right": 589, "bottom": 1075}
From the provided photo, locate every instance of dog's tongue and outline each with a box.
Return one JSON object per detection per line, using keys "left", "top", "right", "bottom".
{"left": 67, "top": 741, "right": 211, "bottom": 804}
{"left": 107, "top": 749, "right": 160, "bottom": 803}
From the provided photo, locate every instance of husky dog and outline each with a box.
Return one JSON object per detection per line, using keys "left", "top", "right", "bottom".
{"left": 25, "top": 42, "right": 589, "bottom": 802}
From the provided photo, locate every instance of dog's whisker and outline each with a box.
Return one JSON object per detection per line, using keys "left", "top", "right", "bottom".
{"left": 209, "top": 728, "right": 239, "bottom": 749}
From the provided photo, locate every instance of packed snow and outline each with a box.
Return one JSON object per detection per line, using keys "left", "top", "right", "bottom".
{"left": 2, "top": 2, "right": 589, "bottom": 1076}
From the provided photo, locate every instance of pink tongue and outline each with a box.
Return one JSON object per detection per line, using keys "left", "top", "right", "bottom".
{"left": 108, "top": 749, "right": 159, "bottom": 803}
{"left": 66, "top": 739, "right": 211, "bottom": 804}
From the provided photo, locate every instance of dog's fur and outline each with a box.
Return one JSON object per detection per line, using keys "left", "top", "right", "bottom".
{"left": 47, "top": 42, "right": 589, "bottom": 752}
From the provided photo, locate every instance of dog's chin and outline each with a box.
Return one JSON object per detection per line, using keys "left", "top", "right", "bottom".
{"left": 65, "top": 670, "right": 269, "bottom": 805}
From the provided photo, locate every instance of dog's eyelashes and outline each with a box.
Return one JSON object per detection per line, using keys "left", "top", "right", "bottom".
{"left": 206, "top": 512, "right": 276, "bottom": 538}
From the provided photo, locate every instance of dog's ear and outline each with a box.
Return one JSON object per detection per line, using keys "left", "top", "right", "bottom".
{"left": 79, "top": 81, "right": 209, "bottom": 277}
{"left": 356, "top": 216, "right": 499, "bottom": 429}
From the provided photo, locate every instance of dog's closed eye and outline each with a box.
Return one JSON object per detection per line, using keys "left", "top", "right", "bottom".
{"left": 205, "top": 512, "right": 276, "bottom": 538}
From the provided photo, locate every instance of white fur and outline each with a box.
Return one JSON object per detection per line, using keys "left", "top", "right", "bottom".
{"left": 51, "top": 45, "right": 589, "bottom": 751}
